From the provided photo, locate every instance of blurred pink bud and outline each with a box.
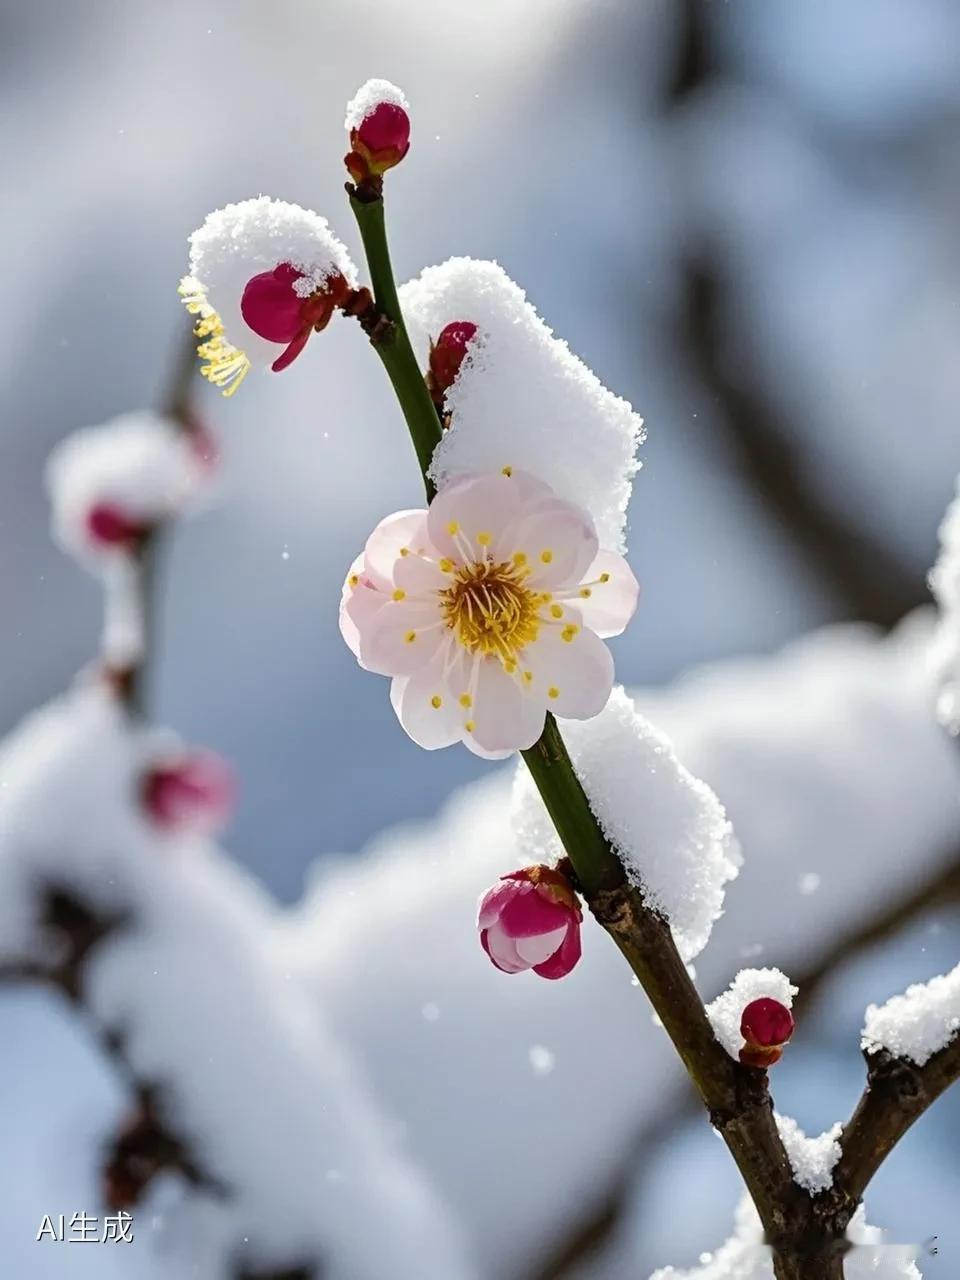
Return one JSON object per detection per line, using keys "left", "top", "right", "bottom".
{"left": 345, "top": 101, "right": 411, "bottom": 184}
{"left": 428, "top": 321, "right": 478, "bottom": 405}
{"left": 86, "top": 502, "right": 150, "bottom": 549}
{"left": 141, "top": 751, "right": 235, "bottom": 836}
{"left": 240, "top": 263, "right": 352, "bottom": 373}
{"left": 739, "top": 997, "right": 795, "bottom": 1068}
{"left": 478, "top": 865, "right": 582, "bottom": 980}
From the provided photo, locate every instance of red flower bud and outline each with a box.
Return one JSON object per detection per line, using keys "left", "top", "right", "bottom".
{"left": 739, "top": 997, "right": 794, "bottom": 1069}
{"left": 478, "top": 864, "right": 582, "bottom": 980}
{"left": 345, "top": 100, "right": 411, "bottom": 186}
{"left": 86, "top": 502, "right": 150, "bottom": 549}
{"left": 241, "top": 262, "right": 351, "bottom": 373}
{"left": 428, "top": 321, "right": 478, "bottom": 404}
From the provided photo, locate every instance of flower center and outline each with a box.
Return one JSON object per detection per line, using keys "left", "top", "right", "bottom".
{"left": 440, "top": 561, "right": 540, "bottom": 661}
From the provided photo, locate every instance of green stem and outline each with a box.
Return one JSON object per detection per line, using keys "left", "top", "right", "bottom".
{"left": 349, "top": 194, "right": 442, "bottom": 498}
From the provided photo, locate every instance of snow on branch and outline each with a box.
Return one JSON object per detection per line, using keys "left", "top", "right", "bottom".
{"left": 0, "top": 685, "right": 476, "bottom": 1280}
{"left": 512, "top": 686, "right": 740, "bottom": 962}
{"left": 773, "top": 1114, "right": 841, "bottom": 1196}
{"left": 400, "top": 258, "right": 644, "bottom": 551}
{"left": 861, "top": 962, "right": 960, "bottom": 1067}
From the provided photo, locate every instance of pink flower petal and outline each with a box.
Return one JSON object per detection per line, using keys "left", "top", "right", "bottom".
{"left": 573, "top": 549, "right": 640, "bottom": 638}
{"left": 240, "top": 264, "right": 305, "bottom": 343}
{"left": 393, "top": 550, "right": 448, "bottom": 597}
{"left": 389, "top": 641, "right": 464, "bottom": 750}
{"left": 363, "top": 510, "right": 430, "bottom": 590}
{"left": 515, "top": 925, "right": 568, "bottom": 967}
{"left": 502, "top": 500, "right": 599, "bottom": 589}
{"left": 533, "top": 922, "right": 582, "bottom": 979}
{"left": 498, "top": 885, "right": 572, "bottom": 938}
{"left": 481, "top": 924, "right": 529, "bottom": 974}
{"left": 361, "top": 599, "right": 444, "bottom": 676}
{"left": 427, "top": 474, "right": 525, "bottom": 562}
{"left": 477, "top": 878, "right": 526, "bottom": 930}
{"left": 340, "top": 563, "right": 389, "bottom": 666}
{"left": 464, "top": 658, "right": 546, "bottom": 755}
{"left": 529, "top": 618, "right": 614, "bottom": 720}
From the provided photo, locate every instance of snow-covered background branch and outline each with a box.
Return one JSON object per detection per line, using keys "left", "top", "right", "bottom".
{"left": 1, "top": 0, "right": 959, "bottom": 1277}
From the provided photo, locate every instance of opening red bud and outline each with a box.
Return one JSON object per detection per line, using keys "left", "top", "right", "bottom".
{"left": 241, "top": 263, "right": 351, "bottom": 373}
{"left": 428, "top": 321, "right": 478, "bottom": 407}
{"left": 345, "top": 101, "right": 411, "bottom": 186}
{"left": 86, "top": 503, "right": 151, "bottom": 549}
{"left": 738, "top": 997, "right": 795, "bottom": 1069}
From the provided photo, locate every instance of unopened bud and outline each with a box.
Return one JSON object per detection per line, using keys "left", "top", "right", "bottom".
{"left": 141, "top": 750, "right": 235, "bottom": 836}
{"left": 86, "top": 502, "right": 150, "bottom": 550}
{"left": 344, "top": 80, "right": 410, "bottom": 189}
{"left": 428, "top": 321, "right": 478, "bottom": 406}
{"left": 739, "top": 997, "right": 795, "bottom": 1068}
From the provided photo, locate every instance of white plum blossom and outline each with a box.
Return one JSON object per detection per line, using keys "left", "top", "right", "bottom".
{"left": 180, "top": 196, "right": 357, "bottom": 394}
{"left": 340, "top": 469, "right": 639, "bottom": 758}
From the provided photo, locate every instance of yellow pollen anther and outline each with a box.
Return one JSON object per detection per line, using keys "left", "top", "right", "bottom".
{"left": 392, "top": 589, "right": 406, "bottom": 601}
{"left": 561, "top": 625, "right": 579, "bottom": 643}
{"left": 599, "top": 572, "right": 611, "bottom": 583}
{"left": 523, "top": 671, "right": 533, "bottom": 684}
{"left": 502, "top": 465, "right": 513, "bottom": 477}
{"left": 504, "top": 659, "right": 517, "bottom": 674}
{"left": 550, "top": 604, "right": 564, "bottom": 619}
{"left": 447, "top": 521, "right": 459, "bottom": 535}
{"left": 400, "top": 547, "right": 410, "bottom": 557}
{"left": 459, "top": 694, "right": 473, "bottom": 708}
{"left": 439, "top": 558, "right": 541, "bottom": 661}
{"left": 348, "top": 574, "right": 360, "bottom": 587}
{"left": 439, "top": 558, "right": 454, "bottom": 573}
{"left": 548, "top": 686, "right": 560, "bottom": 699}
{"left": 477, "top": 532, "right": 492, "bottom": 547}
{"left": 540, "top": 549, "right": 553, "bottom": 564}
{"left": 512, "top": 552, "right": 527, "bottom": 567}
{"left": 404, "top": 631, "right": 417, "bottom": 644}
{"left": 179, "top": 276, "right": 251, "bottom": 397}
{"left": 465, "top": 720, "right": 476, "bottom": 733}
{"left": 580, "top": 587, "right": 592, "bottom": 598}
{"left": 430, "top": 695, "right": 443, "bottom": 709}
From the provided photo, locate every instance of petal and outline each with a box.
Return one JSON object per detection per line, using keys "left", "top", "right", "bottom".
{"left": 340, "top": 565, "right": 389, "bottom": 665}
{"left": 466, "top": 658, "right": 546, "bottom": 755}
{"left": 498, "top": 884, "right": 572, "bottom": 938}
{"left": 573, "top": 549, "right": 640, "bottom": 638}
{"left": 528, "top": 620, "right": 614, "bottom": 720}
{"left": 271, "top": 327, "right": 312, "bottom": 372}
{"left": 502, "top": 500, "right": 599, "bottom": 589}
{"left": 533, "top": 922, "right": 582, "bottom": 979}
{"left": 481, "top": 924, "right": 530, "bottom": 974}
{"left": 501, "top": 469, "right": 556, "bottom": 503}
{"left": 515, "top": 926, "right": 568, "bottom": 967}
{"left": 393, "top": 550, "right": 448, "bottom": 598}
{"left": 240, "top": 265, "right": 304, "bottom": 343}
{"left": 360, "top": 599, "right": 444, "bottom": 676}
{"left": 364, "top": 510, "right": 430, "bottom": 590}
{"left": 477, "top": 878, "right": 526, "bottom": 930}
{"left": 389, "top": 641, "right": 465, "bottom": 750}
{"left": 427, "top": 473, "right": 525, "bottom": 562}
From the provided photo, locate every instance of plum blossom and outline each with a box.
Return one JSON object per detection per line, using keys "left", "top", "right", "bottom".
{"left": 478, "top": 865, "right": 582, "bottom": 979}
{"left": 340, "top": 469, "right": 639, "bottom": 758}
{"left": 140, "top": 750, "right": 235, "bottom": 836}
{"left": 739, "top": 997, "right": 795, "bottom": 1068}
{"left": 180, "top": 197, "right": 357, "bottom": 395}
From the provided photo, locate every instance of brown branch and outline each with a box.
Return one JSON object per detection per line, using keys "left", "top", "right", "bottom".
{"left": 527, "top": 850, "right": 960, "bottom": 1280}
{"left": 831, "top": 1037, "right": 960, "bottom": 1211}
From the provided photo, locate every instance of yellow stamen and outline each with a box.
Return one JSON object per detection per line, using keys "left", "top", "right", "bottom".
{"left": 465, "top": 719, "right": 476, "bottom": 733}
{"left": 550, "top": 604, "right": 563, "bottom": 619}
{"left": 580, "top": 587, "right": 592, "bottom": 598}
{"left": 501, "top": 465, "right": 513, "bottom": 477}
{"left": 548, "top": 686, "right": 560, "bottom": 699}
{"left": 430, "top": 695, "right": 442, "bottom": 709}
{"left": 523, "top": 671, "right": 533, "bottom": 684}
{"left": 459, "top": 694, "right": 473, "bottom": 708}
{"left": 178, "top": 276, "right": 250, "bottom": 397}
{"left": 477, "top": 532, "right": 492, "bottom": 547}
{"left": 561, "top": 625, "right": 579, "bottom": 643}
{"left": 540, "top": 549, "right": 553, "bottom": 564}
{"left": 513, "top": 552, "right": 528, "bottom": 567}
{"left": 599, "top": 572, "right": 610, "bottom": 583}
{"left": 348, "top": 574, "right": 360, "bottom": 587}
{"left": 392, "top": 589, "right": 406, "bottom": 601}
{"left": 404, "top": 631, "right": 417, "bottom": 644}
{"left": 400, "top": 547, "right": 410, "bottom": 557}
{"left": 439, "top": 558, "right": 540, "bottom": 662}
{"left": 447, "top": 521, "right": 459, "bottom": 535}
{"left": 439, "top": 558, "right": 454, "bottom": 573}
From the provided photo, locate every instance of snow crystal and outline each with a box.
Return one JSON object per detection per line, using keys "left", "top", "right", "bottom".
{"left": 400, "top": 258, "right": 644, "bottom": 552}
{"left": 0, "top": 687, "right": 475, "bottom": 1280}
{"left": 186, "top": 197, "right": 357, "bottom": 367}
{"left": 511, "top": 686, "right": 740, "bottom": 962}
{"left": 774, "top": 1113, "right": 841, "bottom": 1194}
{"left": 46, "top": 412, "right": 206, "bottom": 565}
{"left": 706, "top": 968, "right": 797, "bottom": 1060}
{"left": 345, "top": 78, "right": 410, "bottom": 131}
{"left": 862, "top": 962, "right": 960, "bottom": 1065}
{"left": 929, "top": 477, "right": 960, "bottom": 730}
{"left": 650, "top": 1197, "right": 921, "bottom": 1279}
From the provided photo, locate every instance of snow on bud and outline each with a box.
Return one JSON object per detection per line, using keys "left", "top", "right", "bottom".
{"left": 739, "top": 997, "right": 795, "bottom": 1068}
{"left": 46, "top": 412, "right": 210, "bottom": 567}
{"left": 478, "top": 864, "right": 582, "bottom": 979}
{"left": 180, "top": 197, "right": 356, "bottom": 395}
{"left": 339, "top": 469, "right": 640, "bottom": 758}
{"left": 140, "top": 750, "right": 235, "bottom": 836}
{"left": 428, "top": 321, "right": 479, "bottom": 408}
{"left": 344, "top": 79, "right": 411, "bottom": 187}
